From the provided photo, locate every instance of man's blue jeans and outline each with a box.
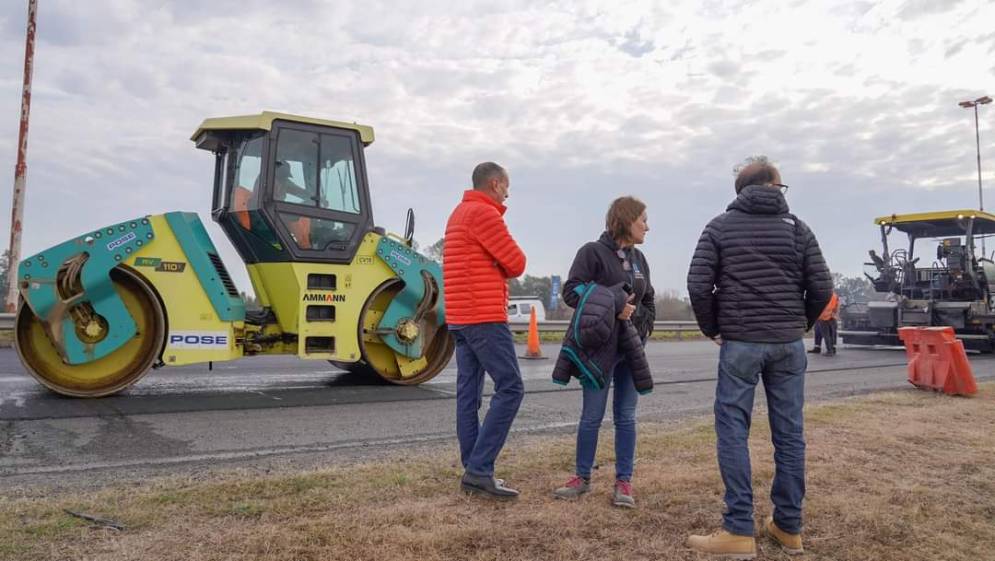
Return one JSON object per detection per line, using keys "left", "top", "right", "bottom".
{"left": 576, "top": 358, "right": 639, "bottom": 481}
{"left": 715, "top": 339, "right": 807, "bottom": 536}
{"left": 451, "top": 323, "right": 525, "bottom": 477}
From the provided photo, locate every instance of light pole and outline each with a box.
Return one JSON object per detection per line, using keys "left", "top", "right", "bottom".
{"left": 959, "top": 95, "right": 992, "bottom": 257}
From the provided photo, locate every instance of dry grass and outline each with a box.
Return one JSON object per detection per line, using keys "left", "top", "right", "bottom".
{"left": 3, "top": 384, "right": 995, "bottom": 561}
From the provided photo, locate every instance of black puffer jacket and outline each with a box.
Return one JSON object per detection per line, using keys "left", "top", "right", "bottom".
{"left": 687, "top": 185, "right": 833, "bottom": 343}
{"left": 563, "top": 232, "right": 656, "bottom": 340}
{"left": 552, "top": 282, "right": 653, "bottom": 393}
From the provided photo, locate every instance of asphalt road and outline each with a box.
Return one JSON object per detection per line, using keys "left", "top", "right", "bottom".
{"left": 1, "top": 342, "right": 993, "bottom": 488}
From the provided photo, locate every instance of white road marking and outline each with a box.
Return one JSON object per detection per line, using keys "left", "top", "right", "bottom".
{"left": 249, "top": 390, "right": 283, "bottom": 401}
{"left": 0, "top": 393, "right": 27, "bottom": 408}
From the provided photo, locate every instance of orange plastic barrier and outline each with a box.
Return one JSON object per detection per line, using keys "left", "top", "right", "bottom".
{"left": 897, "top": 327, "right": 977, "bottom": 396}
{"left": 520, "top": 307, "right": 546, "bottom": 360}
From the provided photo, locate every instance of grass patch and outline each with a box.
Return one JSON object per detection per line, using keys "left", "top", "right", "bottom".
{"left": 2, "top": 384, "right": 994, "bottom": 560}
{"left": 19, "top": 514, "right": 86, "bottom": 538}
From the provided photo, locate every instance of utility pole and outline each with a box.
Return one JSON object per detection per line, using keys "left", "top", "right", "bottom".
{"left": 6, "top": 0, "right": 38, "bottom": 312}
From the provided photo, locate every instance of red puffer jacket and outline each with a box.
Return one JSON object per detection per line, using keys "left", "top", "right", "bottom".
{"left": 443, "top": 190, "right": 527, "bottom": 324}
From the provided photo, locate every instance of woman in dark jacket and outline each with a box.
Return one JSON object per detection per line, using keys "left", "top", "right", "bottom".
{"left": 553, "top": 196, "right": 654, "bottom": 508}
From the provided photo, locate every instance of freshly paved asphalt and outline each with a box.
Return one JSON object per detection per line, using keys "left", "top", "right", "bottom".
{"left": 1, "top": 341, "right": 992, "bottom": 488}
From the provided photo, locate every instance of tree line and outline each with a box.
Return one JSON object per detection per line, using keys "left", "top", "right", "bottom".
{"left": 421, "top": 238, "right": 877, "bottom": 320}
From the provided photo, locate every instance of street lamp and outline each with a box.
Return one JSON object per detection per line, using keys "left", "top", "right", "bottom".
{"left": 959, "top": 95, "right": 992, "bottom": 257}
{"left": 959, "top": 95, "right": 992, "bottom": 211}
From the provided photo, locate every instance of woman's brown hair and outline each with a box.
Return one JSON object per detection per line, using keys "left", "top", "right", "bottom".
{"left": 605, "top": 196, "right": 646, "bottom": 244}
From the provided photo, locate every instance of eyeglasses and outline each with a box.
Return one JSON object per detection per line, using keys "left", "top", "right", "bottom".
{"left": 772, "top": 183, "right": 789, "bottom": 194}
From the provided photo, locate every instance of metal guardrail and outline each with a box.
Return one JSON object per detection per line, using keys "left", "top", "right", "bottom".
{"left": 0, "top": 312, "right": 13, "bottom": 331}
{"left": 509, "top": 319, "right": 701, "bottom": 335}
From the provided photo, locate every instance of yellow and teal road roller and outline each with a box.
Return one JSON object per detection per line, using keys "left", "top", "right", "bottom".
{"left": 14, "top": 112, "right": 454, "bottom": 397}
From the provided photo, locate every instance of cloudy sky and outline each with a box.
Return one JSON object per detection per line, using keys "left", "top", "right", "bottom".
{"left": 1, "top": 0, "right": 994, "bottom": 298}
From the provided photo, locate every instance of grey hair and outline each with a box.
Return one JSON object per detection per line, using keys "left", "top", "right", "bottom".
{"left": 733, "top": 155, "right": 780, "bottom": 194}
{"left": 471, "top": 162, "right": 507, "bottom": 189}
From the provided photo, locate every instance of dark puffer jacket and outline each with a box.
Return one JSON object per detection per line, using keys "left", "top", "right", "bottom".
{"left": 551, "top": 282, "right": 653, "bottom": 393}
{"left": 687, "top": 185, "right": 833, "bottom": 343}
{"left": 563, "top": 232, "right": 656, "bottom": 340}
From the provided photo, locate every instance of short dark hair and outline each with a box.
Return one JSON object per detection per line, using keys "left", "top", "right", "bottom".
{"left": 734, "top": 156, "right": 780, "bottom": 194}
{"left": 471, "top": 162, "right": 507, "bottom": 189}
{"left": 606, "top": 196, "right": 646, "bottom": 244}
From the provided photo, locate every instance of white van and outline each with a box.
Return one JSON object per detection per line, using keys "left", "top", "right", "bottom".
{"left": 507, "top": 297, "right": 547, "bottom": 322}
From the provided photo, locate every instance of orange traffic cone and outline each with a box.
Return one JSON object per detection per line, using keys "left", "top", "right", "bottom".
{"left": 520, "top": 307, "right": 546, "bottom": 360}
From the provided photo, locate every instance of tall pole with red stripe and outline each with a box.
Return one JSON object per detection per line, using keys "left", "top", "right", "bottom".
{"left": 6, "top": 0, "right": 38, "bottom": 312}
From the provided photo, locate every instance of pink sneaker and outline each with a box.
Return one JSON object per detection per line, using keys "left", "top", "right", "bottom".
{"left": 613, "top": 480, "right": 635, "bottom": 508}
{"left": 553, "top": 475, "right": 591, "bottom": 499}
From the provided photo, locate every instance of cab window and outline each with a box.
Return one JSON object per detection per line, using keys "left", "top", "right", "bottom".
{"left": 277, "top": 212, "right": 357, "bottom": 252}
{"left": 319, "top": 134, "right": 362, "bottom": 214}
{"left": 233, "top": 135, "right": 264, "bottom": 212}
{"left": 273, "top": 129, "right": 363, "bottom": 215}
{"left": 228, "top": 134, "right": 283, "bottom": 251}
{"left": 273, "top": 129, "right": 318, "bottom": 206}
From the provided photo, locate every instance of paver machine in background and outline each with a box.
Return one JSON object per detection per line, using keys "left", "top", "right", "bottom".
{"left": 841, "top": 210, "right": 995, "bottom": 351}
{"left": 14, "top": 112, "right": 454, "bottom": 396}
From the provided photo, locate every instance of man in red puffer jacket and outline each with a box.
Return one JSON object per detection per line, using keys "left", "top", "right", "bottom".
{"left": 444, "top": 161, "right": 527, "bottom": 500}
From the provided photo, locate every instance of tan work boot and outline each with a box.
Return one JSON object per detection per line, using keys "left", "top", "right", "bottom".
{"left": 686, "top": 529, "right": 756, "bottom": 559}
{"left": 765, "top": 517, "right": 804, "bottom": 555}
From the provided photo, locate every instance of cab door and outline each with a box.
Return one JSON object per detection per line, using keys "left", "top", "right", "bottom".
{"left": 262, "top": 121, "right": 374, "bottom": 263}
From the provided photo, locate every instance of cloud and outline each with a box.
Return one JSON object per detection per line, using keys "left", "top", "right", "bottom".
{"left": 897, "top": 0, "right": 964, "bottom": 20}
{"left": 617, "top": 27, "right": 655, "bottom": 58}
{"left": 707, "top": 59, "right": 740, "bottom": 79}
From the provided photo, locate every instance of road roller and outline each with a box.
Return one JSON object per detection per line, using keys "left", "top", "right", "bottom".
{"left": 14, "top": 112, "right": 454, "bottom": 396}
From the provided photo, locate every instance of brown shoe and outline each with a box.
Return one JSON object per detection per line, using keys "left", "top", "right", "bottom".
{"left": 765, "top": 517, "right": 804, "bottom": 555}
{"left": 686, "top": 529, "right": 756, "bottom": 559}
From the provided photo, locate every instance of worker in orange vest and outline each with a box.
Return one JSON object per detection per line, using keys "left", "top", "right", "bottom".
{"left": 809, "top": 291, "right": 840, "bottom": 356}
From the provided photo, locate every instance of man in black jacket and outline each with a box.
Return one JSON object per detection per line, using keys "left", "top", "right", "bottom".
{"left": 686, "top": 160, "right": 832, "bottom": 558}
